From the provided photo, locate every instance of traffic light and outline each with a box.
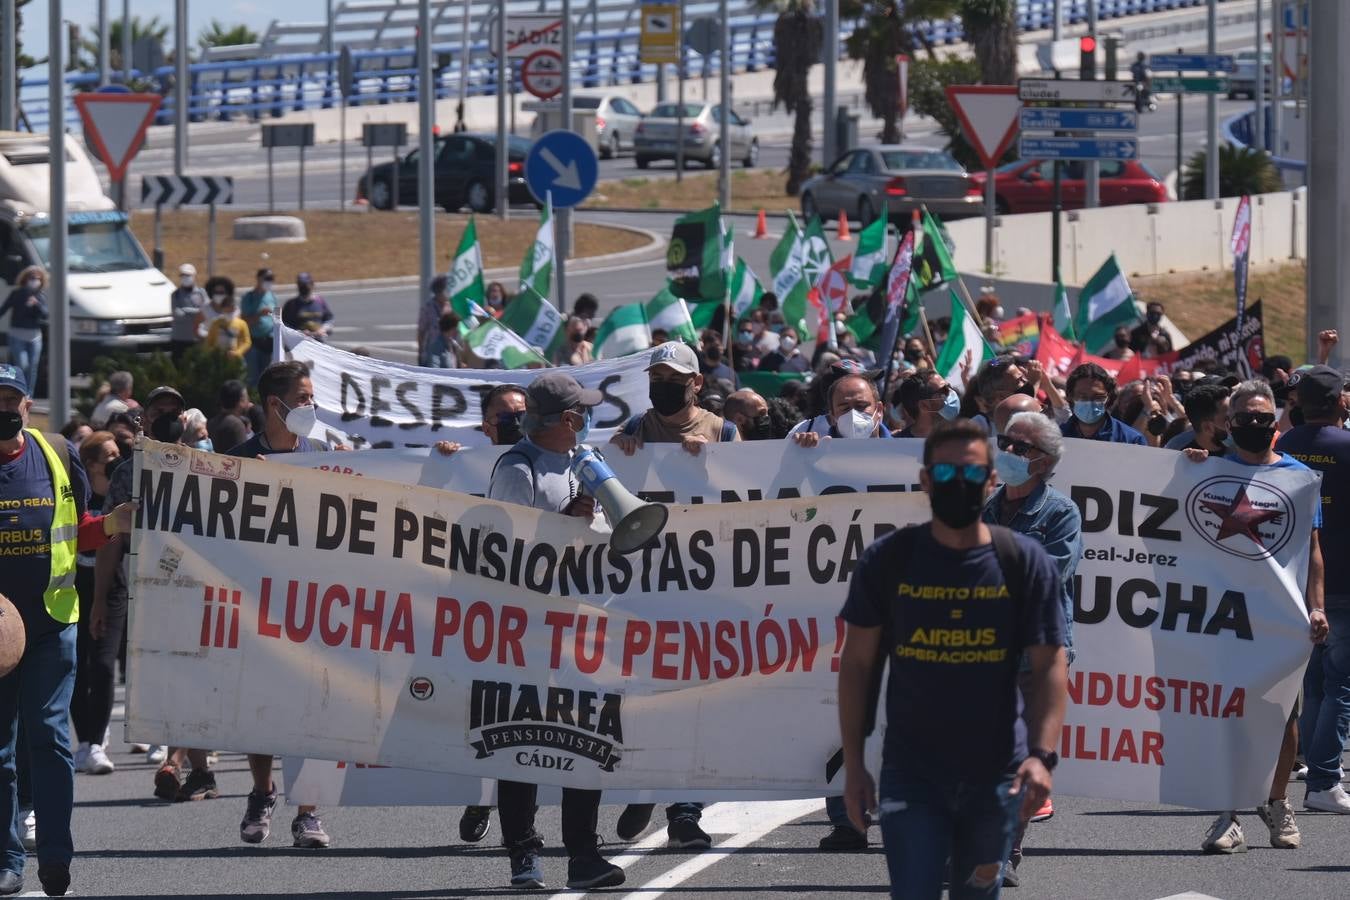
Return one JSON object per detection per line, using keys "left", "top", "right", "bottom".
{"left": 1080, "top": 35, "right": 1097, "bottom": 80}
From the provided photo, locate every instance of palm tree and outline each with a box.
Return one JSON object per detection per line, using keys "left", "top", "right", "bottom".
{"left": 1181, "top": 146, "right": 1282, "bottom": 200}
{"left": 762, "top": 0, "right": 824, "bottom": 196}
{"left": 842, "top": 1, "right": 926, "bottom": 144}
{"left": 960, "top": 0, "right": 1017, "bottom": 85}
{"left": 77, "top": 15, "right": 171, "bottom": 75}
{"left": 198, "top": 21, "right": 260, "bottom": 53}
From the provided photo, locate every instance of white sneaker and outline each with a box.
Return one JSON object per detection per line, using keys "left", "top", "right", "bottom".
{"left": 1293, "top": 762, "right": 1309, "bottom": 781}
{"left": 20, "top": 809, "right": 35, "bottom": 851}
{"left": 73, "top": 742, "right": 91, "bottom": 773}
{"left": 1305, "top": 783, "right": 1350, "bottom": 813}
{"left": 86, "top": 744, "right": 115, "bottom": 775}
{"left": 1256, "top": 798, "right": 1301, "bottom": 848}
{"left": 1201, "top": 812, "right": 1246, "bottom": 854}
{"left": 147, "top": 745, "right": 168, "bottom": 765}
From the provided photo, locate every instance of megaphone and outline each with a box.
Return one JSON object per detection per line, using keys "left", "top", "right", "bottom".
{"left": 571, "top": 446, "right": 668, "bottom": 554}
{"left": 0, "top": 594, "right": 26, "bottom": 679}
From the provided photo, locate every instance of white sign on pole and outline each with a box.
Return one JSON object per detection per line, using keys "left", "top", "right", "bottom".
{"left": 490, "top": 15, "right": 563, "bottom": 60}
{"left": 944, "top": 86, "right": 1021, "bottom": 169}
{"left": 1017, "top": 78, "right": 1138, "bottom": 104}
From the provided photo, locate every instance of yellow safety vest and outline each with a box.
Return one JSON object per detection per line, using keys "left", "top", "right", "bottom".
{"left": 25, "top": 429, "right": 79, "bottom": 624}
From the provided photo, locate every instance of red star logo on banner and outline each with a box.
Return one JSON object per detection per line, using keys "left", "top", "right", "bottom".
{"left": 1199, "top": 485, "right": 1284, "bottom": 545}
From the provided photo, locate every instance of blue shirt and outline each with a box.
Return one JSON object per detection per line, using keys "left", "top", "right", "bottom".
{"left": 240, "top": 288, "right": 277, "bottom": 340}
{"left": 0, "top": 435, "right": 91, "bottom": 635}
{"left": 281, "top": 294, "right": 334, "bottom": 335}
{"left": 0, "top": 287, "right": 48, "bottom": 331}
{"left": 840, "top": 525, "right": 1066, "bottom": 779}
{"left": 1224, "top": 450, "right": 1323, "bottom": 529}
{"left": 1060, "top": 415, "right": 1148, "bottom": 446}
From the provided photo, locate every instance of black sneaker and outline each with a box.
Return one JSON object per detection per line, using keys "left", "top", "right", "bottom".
{"left": 459, "top": 805, "right": 492, "bottom": 843}
{"left": 177, "top": 768, "right": 220, "bottom": 802}
{"left": 240, "top": 787, "right": 278, "bottom": 844}
{"left": 818, "top": 824, "right": 868, "bottom": 851}
{"left": 509, "top": 850, "right": 546, "bottom": 889}
{"left": 37, "top": 862, "right": 69, "bottom": 897}
{"left": 666, "top": 816, "right": 712, "bottom": 850}
{"left": 616, "top": 803, "right": 655, "bottom": 841}
{"left": 1002, "top": 859, "right": 1021, "bottom": 888}
{"left": 566, "top": 853, "right": 624, "bottom": 890}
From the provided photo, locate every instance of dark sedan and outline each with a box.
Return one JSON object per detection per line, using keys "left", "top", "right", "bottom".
{"left": 799, "top": 145, "right": 983, "bottom": 225}
{"left": 356, "top": 133, "right": 535, "bottom": 213}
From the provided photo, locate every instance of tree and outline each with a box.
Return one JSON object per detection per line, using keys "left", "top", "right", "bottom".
{"left": 76, "top": 16, "right": 171, "bottom": 76}
{"left": 198, "top": 21, "right": 260, "bottom": 53}
{"left": 960, "top": 0, "right": 1018, "bottom": 85}
{"left": 842, "top": 1, "right": 913, "bottom": 144}
{"left": 909, "top": 55, "right": 1006, "bottom": 170}
{"left": 3, "top": 0, "right": 41, "bottom": 125}
{"left": 761, "top": 0, "right": 824, "bottom": 196}
{"left": 1181, "top": 146, "right": 1282, "bottom": 200}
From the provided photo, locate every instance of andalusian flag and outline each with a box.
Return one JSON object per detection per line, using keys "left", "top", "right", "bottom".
{"left": 464, "top": 319, "right": 550, "bottom": 369}
{"left": 667, "top": 204, "right": 727, "bottom": 301}
{"left": 933, "top": 289, "right": 994, "bottom": 393}
{"left": 848, "top": 229, "right": 914, "bottom": 348}
{"left": 778, "top": 216, "right": 832, "bottom": 341}
{"left": 1052, "top": 280, "right": 1076, "bottom": 342}
{"left": 849, "top": 213, "right": 889, "bottom": 288}
{"left": 913, "top": 210, "right": 958, "bottom": 292}
{"left": 448, "top": 217, "right": 488, "bottom": 320}
{"left": 593, "top": 303, "right": 649, "bottom": 359}
{"left": 1075, "top": 254, "right": 1140, "bottom": 354}
{"left": 518, "top": 195, "right": 555, "bottom": 303}
{"left": 728, "top": 258, "right": 764, "bottom": 322}
{"left": 645, "top": 284, "right": 698, "bottom": 344}
{"left": 499, "top": 284, "right": 566, "bottom": 360}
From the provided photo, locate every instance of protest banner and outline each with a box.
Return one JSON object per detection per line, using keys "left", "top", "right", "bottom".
{"left": 1153, "top": 301, "right": 1264, "bottom": 378}
{"left": 278, "top": 326, "right": 653, "bottom": 449}
{"left": 129, "top": 439, "right": 1317, "bottom": 810}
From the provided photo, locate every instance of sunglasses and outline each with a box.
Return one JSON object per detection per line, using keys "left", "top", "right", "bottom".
{"left": 921, "top": 385, "right": 952, "bottom": 402}
{"left": 996, "top": 435, "right": 1040, "bottom": 457}
{"left": 929, "top": 463, "right": 991, "bottom": 485}
{"left": 1232, "top": 412, "right": 1276, "bottom": 428}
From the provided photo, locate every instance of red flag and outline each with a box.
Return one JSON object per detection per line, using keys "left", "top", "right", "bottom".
{"left": 1115, "top": 352, "right": 1162, "bottom": 384}
{"left": 1038, "top": 320, "right": 1126, "bottom": 379}
{"left": 814, "top": 255, "right": 853, "bottom": 338}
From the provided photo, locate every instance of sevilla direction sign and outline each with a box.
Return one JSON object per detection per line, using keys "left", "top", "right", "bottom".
{"left": 72, "top": 91, "right": 162, "bottom": 182}
{"left": 944, "top": 85, "right": 1021, "bottom": 170}
{"left": 1017, "top": 78, "right": 1138, "bottom": 104}
{"left": 1018, "top": 107, "right": 1138, "bottom": 133}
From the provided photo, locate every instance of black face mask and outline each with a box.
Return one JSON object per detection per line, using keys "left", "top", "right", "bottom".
{"left": 1289, "top": 405, "right": 1306, "bottom": 427}
{"left": 493, "top": 413, "right": 524, "bottom": 447}
{"left": 0, "top": 410, "right": 22, "bottom": 441}
{"left": 150, "top": 414, "right": 185, "bottom": 444}
{"left": 745, "top": 414, "right": 773, "bottom": 441}
{"left": 904, "top": 348, "right": 924, "bottom": 363}
{"left": 1146, "top": 414, "right": 1168, "bottom": 437}
{"left": 1114, "top": 334, "right": 1130, "bottom": 349}
{"left": 114, "top": 436, "right": 134, "bottom": 460}
{"left": 1272, "top": 383, "right": 1290, "bottom": 405}
{"left": 1146, "top": 312, "right": 1162, "bottom": 325}
{"left": 1230, "top": 424, "right": 1276, "bottom": 454}
{"left": 929, "top": 478, "right": 987, "bottom": 529}
{"left": 1014, "top": 381, "right": 1037, "bottom": 398}
{"left": 649, "top": 381, "right": 690, "bottom": 417}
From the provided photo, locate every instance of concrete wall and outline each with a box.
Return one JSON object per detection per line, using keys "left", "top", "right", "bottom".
{"left": 946, "top": 189, "right": 1306, "bottom": 285}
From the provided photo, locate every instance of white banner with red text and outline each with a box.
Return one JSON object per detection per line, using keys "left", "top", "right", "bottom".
{"left": 127, "top": 439, "right": 1319, "bottom": 810}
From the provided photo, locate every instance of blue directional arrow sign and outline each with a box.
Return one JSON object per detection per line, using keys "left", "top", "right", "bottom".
{"left": 1148, "top": 53, "right": 1235, "bottom": 72}
{"left": 524, "top": 129, "right": 599, "bottom": 208}
{"left": 1019, "top": 107, "right": 1138, "bottom": 133}
{"left": 1018, "top": 137, "right": 1140, "bottom": 161}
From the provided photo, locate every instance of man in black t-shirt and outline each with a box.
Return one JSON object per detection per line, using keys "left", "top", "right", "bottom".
{"left": 837, "top": 419, "right": 1067, "bottom": 899}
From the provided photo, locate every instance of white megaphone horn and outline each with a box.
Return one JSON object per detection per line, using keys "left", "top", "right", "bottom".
{"left": 571, "top": 446, "right": 668, "bottom": 554}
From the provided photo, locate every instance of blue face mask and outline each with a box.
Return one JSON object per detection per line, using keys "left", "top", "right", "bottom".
{"left": 192, "top": 439, "right": 212, "bottom": 451}
{"left": 939, "top": 389, "right": 961, "bottom": 421}
{"left": 1073, "top": 399, "right": 1107, "bottom": 424}
{"left": 574, "top": 408, "right": 592, "bottom": 444}
{"left": 994, "top": 449, "right": 1034, "bottom": 487}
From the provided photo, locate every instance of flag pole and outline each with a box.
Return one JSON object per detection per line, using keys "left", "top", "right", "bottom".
{"left": 921, "top": 203, "right": 987, "bottom": 332}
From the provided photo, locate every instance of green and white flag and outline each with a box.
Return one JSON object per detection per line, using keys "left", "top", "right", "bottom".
{"left": 849, "top": 213, "right": 889, "bottom": 288}
{"left": 769, "top": 214, "right": 804, "bottom": 299}
{"left": 776, "top": 215, "right": 832, "bottom": 341}
{"left": 1052, "top": 280, "right": 1076, "bottom": 342}
{"left": 1075, "top": 254, "right": 1140, "bottom": 354}
{"left": 499, "top": 284, "right": 566, "bottom": 360}
{"left": 645, "top": 284, "right": 698, "bottom": 345}
{"left": 593, "top": 302, "right": 650, "bottom": 360}
{"left": 448, "top": 217, "right": 488, "bottom": 321}
{"left": 728, "top": 258, "right": 764, "bottom": 322}
{"left": 518, "top": 194, "right": 555, "bottom": 302}
{"left": 463, "top": 319, "right": 550, "bottom": 369}
{"left": 933, "top": 289, "right": 994, "bottom": 393}
{"left": 668, "top": 204, "right": 727, "bottom": 301}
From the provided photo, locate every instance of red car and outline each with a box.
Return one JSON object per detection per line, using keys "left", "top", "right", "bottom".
{"left": 972, "top": 159, "right": 1169, "bottom": 214}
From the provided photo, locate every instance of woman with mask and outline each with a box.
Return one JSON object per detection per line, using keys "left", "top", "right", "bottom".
{"left": 182, "top": 409, "right": 213, "bottom": 452}
{"left": 0, "top": 266, "right": 48, "bottom": 396}
{"left": 204, "top": 294, "right": 252, "bottom": 362}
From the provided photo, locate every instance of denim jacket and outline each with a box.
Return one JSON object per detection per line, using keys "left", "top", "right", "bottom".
{"left": 983, "top": 480, "right": 1082, "bottom": 659}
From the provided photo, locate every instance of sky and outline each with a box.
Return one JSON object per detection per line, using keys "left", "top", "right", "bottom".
{"left": 22, "top": 0, "right": 331, "bottom": 64}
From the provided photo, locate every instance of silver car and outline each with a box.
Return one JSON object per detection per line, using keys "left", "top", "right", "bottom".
{"left": 799, "top": 145, "right": 983, "bottom": 224}
{"left": 633, "top": 102, "right": 759, "bottom": 170}
{"left": 528, "top": 94, "right": 643, "bottom": 159}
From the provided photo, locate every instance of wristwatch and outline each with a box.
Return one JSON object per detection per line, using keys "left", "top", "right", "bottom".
{"left": 1028, "top": 747, "right": 1058, "bottom": 771}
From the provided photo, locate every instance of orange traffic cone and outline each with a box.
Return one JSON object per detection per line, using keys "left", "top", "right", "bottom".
{"left": 837, "top": 209, "right": 852, "bottom": 241}
{"left": 752, "top": 208, "right": 769, "bottom": 239}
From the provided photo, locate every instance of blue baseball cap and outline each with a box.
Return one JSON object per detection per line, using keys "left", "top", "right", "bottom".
{"left": 0, "top": 363, "right": 28, "bottom": 397}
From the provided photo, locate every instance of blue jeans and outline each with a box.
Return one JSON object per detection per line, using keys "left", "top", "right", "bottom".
{"left": 877, "top": 768, "right": 1021, "bottom": 900}
{"left": 826, "top": 794, "right": 853, "bottom": 828}
{"left": 1300, "top": 608, "right": 1350, "bottom": 792}
{"left": 0, "top": 624, "right": 76, "bottom": 873}
{"left": 8, "top": 333, "right": 41, "bottom": 399}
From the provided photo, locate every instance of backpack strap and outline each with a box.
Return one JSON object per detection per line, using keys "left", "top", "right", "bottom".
{"left": 719, "top": 418, "right": 738, "bottom": 442}
{"left": 622, "top": 413, "right": 645, "bottom": 437}
{"left": 987, "top": 524, "right": 1027, "bottom": 612}
{"left": 41, "top": 432, "right": 72, "bottom": 480}
{"left": 490, "top": 441, "right": 544, "bottom": 506}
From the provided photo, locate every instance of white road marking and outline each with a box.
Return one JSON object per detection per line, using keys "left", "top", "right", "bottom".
{"left": 1154, "top": 893, "right": 1227, "bottom": 900}
{"left": 543, "top": 826, "right": 672, "bottom": 900}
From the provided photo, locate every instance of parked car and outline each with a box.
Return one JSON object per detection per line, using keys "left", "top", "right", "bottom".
{"left": 527, "top": 94, "right": 643, "bottom": 159}
{"left": 633, "top": 103, "right": 758, "bottom": 170}
{"left": 799, "top": 146, "right": 982, "bottom": 225}
{"left": 971, "top": 158, "right": 1169, "bottom": 214}
{"left": 1228, "top": 49, "right": 1276, "bottom": 99}
{"left": 356, "top": 133, "right": 535, "bottom": 212}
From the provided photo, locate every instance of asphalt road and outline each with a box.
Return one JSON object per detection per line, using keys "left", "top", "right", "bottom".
{"left": 40, "top": 688, "right": 1350, "bottom": 899}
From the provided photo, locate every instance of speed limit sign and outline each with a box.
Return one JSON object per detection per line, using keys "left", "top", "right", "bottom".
{"left": 521, "top": 49, "right": 565, "bottom": 100}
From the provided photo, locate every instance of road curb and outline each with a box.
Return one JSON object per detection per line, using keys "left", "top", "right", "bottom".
{"left": 581, "top": 206, "right": 795, "bottom": 219}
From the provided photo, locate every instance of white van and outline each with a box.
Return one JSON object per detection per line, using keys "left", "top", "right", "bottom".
{"left": 0, "top": 130, "right": 171, "bottom": 372}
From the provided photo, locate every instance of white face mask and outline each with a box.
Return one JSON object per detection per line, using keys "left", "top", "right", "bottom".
{"left": 781, "top": 336, "right": 797, "bottom": 353}
{"left": 180, "top": 276, "right": 194, "bottom": 288}
{"left": 277, "top": 399, "right": 317, "bottom": 437}
{"left": 837, "top": 408, "right": 877, "bottom": 439}
{"left": 261, "top": 280, "right": 275, "bottom": 292}
{"left": 223, "top": 309, "right": 238, "bottom": 321}
{"left": 24, "top": 279, "right": 40, "bottom": 292}
{"left": 992, "top": 306, "right": 1005, "bottom": 319}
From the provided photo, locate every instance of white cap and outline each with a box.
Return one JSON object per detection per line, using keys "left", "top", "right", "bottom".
{"left": 179, "top": 263, "right": 197, "bottom": 276}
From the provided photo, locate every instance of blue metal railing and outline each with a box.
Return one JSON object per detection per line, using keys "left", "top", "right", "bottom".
{"left": 18, "top": 0, "right": 1230, "bottom": 133}
{"left": 1223, "top": 108, "right": 1306, "bottom": 181}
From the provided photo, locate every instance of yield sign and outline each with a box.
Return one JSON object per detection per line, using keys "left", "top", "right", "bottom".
{"left": 944, "top": 86, "right": 1021, "bottom": 170}
{"left": 72, "top": 92, "right": 162, "bottom": 182}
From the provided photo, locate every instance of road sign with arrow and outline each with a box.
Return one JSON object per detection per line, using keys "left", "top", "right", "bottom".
{"left": 524, "top": 130, "right": 599, "bottom": 208}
